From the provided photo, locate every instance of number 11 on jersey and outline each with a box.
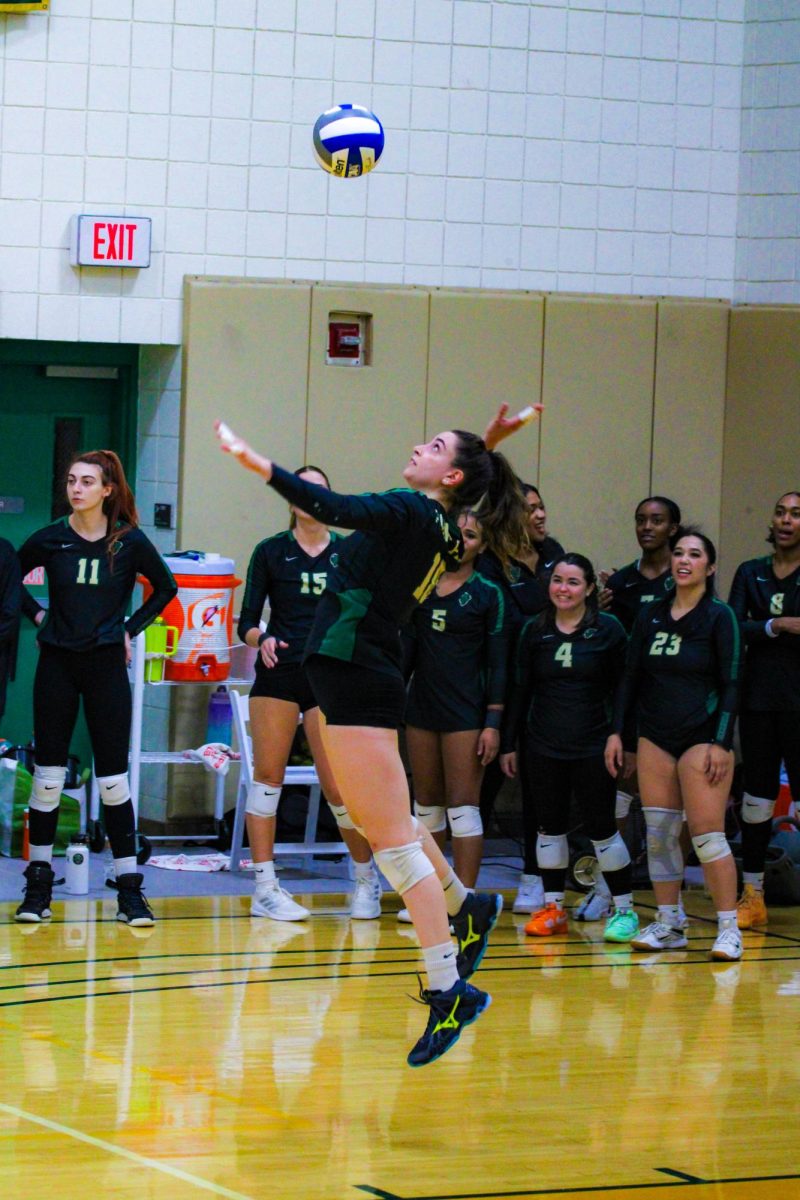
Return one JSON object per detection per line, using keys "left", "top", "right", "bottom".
{"left": 76, "top": 558, "right": 100, "bottom": 585}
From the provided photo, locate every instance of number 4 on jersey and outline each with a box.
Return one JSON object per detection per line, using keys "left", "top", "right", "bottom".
{"left": 555, "top": 642, "right": 573, "bottom": 668}
{"left": 76, "top": 557, "right": 100, "bottom": 585}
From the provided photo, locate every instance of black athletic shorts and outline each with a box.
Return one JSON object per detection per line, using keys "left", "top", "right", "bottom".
{"left": 250, "top": 660, "right": 317, "bottom": 712}
{"left": 639, "top": 717, "right": 718, "bottom": 762}
{"left": 304, "top": 654, "right": 406, "bottom": 729}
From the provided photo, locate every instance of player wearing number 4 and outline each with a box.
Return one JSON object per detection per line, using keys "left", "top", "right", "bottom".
{"left": 16, "top": 451, "right": 177, "bottom": 926}
{"left": 728, "top": 491, "right": 800, "bottom": 931}
{"left": 500, "top": 555, "right": 637, "bottom": 943}
{"left": 606, "top": 528, "right": 743, "bottom": 961}
{"left": 237, "top": 465, "right": 380, "bottom": 922}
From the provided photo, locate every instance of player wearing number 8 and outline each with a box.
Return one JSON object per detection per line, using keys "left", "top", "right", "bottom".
{"left": 499, "top": 554, "right": 636, "bottom": 942}
{"left": 606, "top": 527, "right": 743, "bottom": 960}
{"left": 15, "top": 450, "right": 177, "bottom": 926}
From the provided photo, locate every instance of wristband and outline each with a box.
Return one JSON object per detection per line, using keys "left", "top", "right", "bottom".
{"left": 257, "top": 632, "right": 270, "bottom": 647}
{"left": 765, "top": 619, "right": 778, "bottom": 638}
{"left": 483, "top": 710, "right": 503, "bottom": 731}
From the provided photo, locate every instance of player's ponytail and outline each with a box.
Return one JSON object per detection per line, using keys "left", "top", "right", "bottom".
{"left": 449, "top": 431, "right": 529, "bottom": 576}
{"left": 69, "top": 449, "right": 138, "bottom": 568}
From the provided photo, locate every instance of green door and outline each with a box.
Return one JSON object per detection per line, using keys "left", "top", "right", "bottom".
{"left": 0, "top": 343, "right": 137, "bottom": 771}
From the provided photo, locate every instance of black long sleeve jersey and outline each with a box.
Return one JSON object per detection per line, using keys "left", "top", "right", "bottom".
{"left": 237, "top": 530, "right": 345, "bottom": 665}
{"left": 502, "top": 611, "right": 628, "bottom": 759}
{"left": 477, "top": 536, "right": 565, "bottom": 630}
{"left": 606, "top": 560, "right": 675, "bottom": 634}
{"left": 268, "top": 466, "right": 463, "bottom": 677}
{"left": 18, "top": 519, "right": 177, "bottom": 651}
{"left": 613, "top": 593, "right": 741, "bottom": 751}
{"left": 404, "top": 571, "right": 508, "bottom": 732}
{"left": 728, "top": 555, "right": 800, "bottom": 712}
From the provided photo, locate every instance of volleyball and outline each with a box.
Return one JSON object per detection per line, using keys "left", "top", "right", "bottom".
{"left": 312, "top": 103, "right": 385, "bottom": 178}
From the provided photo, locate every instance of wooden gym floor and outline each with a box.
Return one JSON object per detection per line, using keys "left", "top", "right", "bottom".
{"left": 0, "top": 889, "right": 798, "bottom": 1200}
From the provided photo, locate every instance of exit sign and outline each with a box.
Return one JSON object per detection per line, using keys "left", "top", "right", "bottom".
{"left": 69, "top": 215, "right": 152, "bottom": 268}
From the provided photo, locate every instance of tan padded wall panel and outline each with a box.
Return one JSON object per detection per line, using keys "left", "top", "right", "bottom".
{"left": 426, "top": 290, "right": 545, "bottom": 481}
{"left": 539, "top": 296, "right": 657, "bottom": 573}
{"left": 652, "top": 300, "right": 729, "bottom": 544}
{"left": 721, "top": 307, "right": 800, "bottom": 596}
{"left": 306, "top": 285, "right": 429, "bottom": 493}
{"left": 180, "top": 278, "right": 312, "bottom": 580}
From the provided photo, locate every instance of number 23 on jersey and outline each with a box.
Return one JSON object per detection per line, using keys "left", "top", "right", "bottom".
{"left": 649, "top": 631, "right": 682, "bottom": 656}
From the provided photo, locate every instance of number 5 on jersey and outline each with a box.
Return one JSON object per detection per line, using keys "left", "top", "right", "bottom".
{"left": 76, "top": 557, "right": 100, "bottom": 585}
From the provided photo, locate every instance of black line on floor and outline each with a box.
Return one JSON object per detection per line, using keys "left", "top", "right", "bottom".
{"left": 352, "top": 1168, "right": 800, "bottom": 1199}
{"left": 655, "top": 1168, "right": 705, "bottom": 1183}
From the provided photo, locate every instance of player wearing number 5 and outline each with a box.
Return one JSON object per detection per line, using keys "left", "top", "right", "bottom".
{"left": 606, "top": 528, "right": 743, "bottom": 960}
{"left": 16, "top": 451, "right": 177, "bottom": 926}
{"left": 237, "top": 466, "right": 379, "bottom": 923}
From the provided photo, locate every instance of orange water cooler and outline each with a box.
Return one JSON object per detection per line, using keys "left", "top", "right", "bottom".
{"left": 143, "top": 555, "right": 242, "bottom": 682}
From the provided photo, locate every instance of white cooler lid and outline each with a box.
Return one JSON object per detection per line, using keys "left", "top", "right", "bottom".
{"left": 164, "top": 554, "right": 236, "bottom": 575}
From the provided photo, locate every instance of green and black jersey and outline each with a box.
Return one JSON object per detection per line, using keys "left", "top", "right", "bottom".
{"left": 237, "top": 529, "right": 344, "bottom": 665}
{"left": 268, "top": 466, "right": 463, "bottom": 676}
{"left": 605, "top": 560, "right": 675, "bottom": 633}
{"left": 19, "top": 519, "right": 177, "bottom": 651}
{"left": 404, "top": 571, "right": 508, "bottom": 732}
{"left": 502, "top": 611, "right": 628, "bottom": 759}
{"left": 613, "top": 593, "right": 741, "bottom": 751}
{"left": 728, "top": 555, "right": 800, "bottom": 712}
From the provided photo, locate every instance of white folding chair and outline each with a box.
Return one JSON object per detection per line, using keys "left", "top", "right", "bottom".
{"left": 228, "top": 689, "right": 346, "bottom": 874}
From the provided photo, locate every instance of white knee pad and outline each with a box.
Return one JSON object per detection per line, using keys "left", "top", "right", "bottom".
{"left": 615, "top": 790, "right": 634, "bottom": 820}
{"left": 592, "top": 832, "right": 630, "bottom": 874}
{"left": 30, "top": 765, "right": 67, "bottom": 813}
{"left": 329, "top": 803, "right": 356, "bottom": 831}
{"left": 447, "top": 805, "right": 483, "bottom": 838}
{"left": 644, "top": 807, "right": 684, "bottom": 882}
{"left": 415, "top": 803, "right": 447, "bottom": 833}
{"left": 692, "top": 831, "right": 732, "bottom": 865}
{"left": 536, "top": 832, "right": 569, "bottom": 871}
{"left": 246, "top": 782, "right": 281, "bottom": 818}
{"left": 741, "top": 792, "right": 775, "bottom": 824}
{"left": 97, "top": 773, "right": 131, "bottom": 807}
{"left": 373, "top": 841, "right": 435, "bottom": 896}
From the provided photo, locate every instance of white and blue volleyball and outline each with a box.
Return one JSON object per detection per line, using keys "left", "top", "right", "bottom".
{"left": 312, "top": 103, "right": 385, "bottom": 178}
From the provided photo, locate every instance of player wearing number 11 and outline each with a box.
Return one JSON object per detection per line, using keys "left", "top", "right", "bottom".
{"left": 16, "top": 450, "right": 177, "bottom": 926}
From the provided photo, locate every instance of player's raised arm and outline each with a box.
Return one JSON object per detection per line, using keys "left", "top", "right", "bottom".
{"left": 214, "top": 420, "right": 273, "bottom": 481}
{"left": 483, "top": 402, "right": 544, "bottom": 451}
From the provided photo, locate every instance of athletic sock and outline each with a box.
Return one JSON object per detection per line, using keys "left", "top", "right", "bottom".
{"left": 253, "top": 860, "right": 277, "bottom": 891}
{"left": 441, "top": 867, "right": 468, "bottom": 917}
{"left": 114, "top": 856, "right": 137, "bottom": 877}
{"left": 612, "top": 892, "right": 634, "bottom": 912}
{"left": 658, "top": 904, "right": 682, "bottom": 928}
{"left": 717, "top": 909, "right": 737, "bottom": 929}
{"left": 422, "top": 941, "right": 459, "bottom": 993}
{"left": 544, "top": 891, "right": 565, "bottom": 906}
{"left": 29, "top": 844, "right": 55, "bottom": 866}
{"left": 353, "top": 859, "right": 376, "bottom": 879}
{"left": 742, "top": 871, "right": 765, "bottom": 891}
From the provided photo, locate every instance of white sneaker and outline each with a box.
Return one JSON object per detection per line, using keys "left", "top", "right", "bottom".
{"left": 677, "top": 903, "right": 690, "bottom": 929}
{"left": 631, "top": 920, "right": 688, "bottom": 952}
{"left": 250, "top": 884, "right": 310, "bottom": 922}
{"left": 513, "top": 875, "right": 545, "bottom": 913}
{"left": 350, "top": 872, "right": 382, "bottom": 920}
{"left": 396, "top": 907, "right": 413, "bottom": 924}
{"left": 573, "top": 887, "right": 612, "bottom": 922}
{"left": 711, "top": 924, "right": 743, "bottom": 961}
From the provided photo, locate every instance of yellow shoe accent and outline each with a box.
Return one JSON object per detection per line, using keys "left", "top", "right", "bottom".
{"left": 736, "top": 883, "right": 768, "bottom": 929}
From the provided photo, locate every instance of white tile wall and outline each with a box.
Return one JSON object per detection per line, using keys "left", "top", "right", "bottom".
{"left": 0, "top": 0, "right": 796, "bottom": 349}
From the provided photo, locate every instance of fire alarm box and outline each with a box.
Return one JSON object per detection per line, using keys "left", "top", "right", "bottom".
{"left": 327, "top": 313, "right": 371, "bottom": 367}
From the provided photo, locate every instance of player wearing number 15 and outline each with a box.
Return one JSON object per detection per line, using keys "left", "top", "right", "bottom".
{"left": 15, "top": 451, "right": 177, "bottom": 927}
{"left": 606, "top": 528, "right": 743, "bottom": 961}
